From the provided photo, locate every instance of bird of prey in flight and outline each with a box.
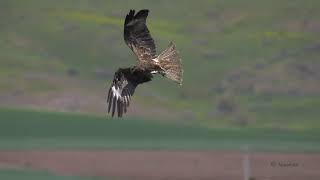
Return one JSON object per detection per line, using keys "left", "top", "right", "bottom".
{"left": 107, "top": 9, "right": 183, "bottom": 117}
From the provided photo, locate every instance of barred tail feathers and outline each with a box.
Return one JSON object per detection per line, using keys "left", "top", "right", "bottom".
{"left": 157, "top": 42, "right": 183, "bottom": 85}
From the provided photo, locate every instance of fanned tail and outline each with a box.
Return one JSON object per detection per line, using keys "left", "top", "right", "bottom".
{"left": 157, "top": 41, "right": 183, "bottom": 85}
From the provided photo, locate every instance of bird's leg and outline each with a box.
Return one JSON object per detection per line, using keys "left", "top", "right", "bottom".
{"left": 149, "top": 64, "right": 165, "bottom": 76}
{"left": 151, "top": 69, "right": 165, "bottom": 76}
{"left": 156, "top": 65, "right": 166, "bottom": 76}
{"left": 159, "top": 71, "right": 166, "bottom": 76}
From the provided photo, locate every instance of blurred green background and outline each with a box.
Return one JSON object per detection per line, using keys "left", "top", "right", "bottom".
{"left": 0, "top": 0, "right": 320, "bottom": 150}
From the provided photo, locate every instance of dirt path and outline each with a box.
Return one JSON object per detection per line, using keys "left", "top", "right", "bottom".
{"left": 0, "top": 150, "right": 319, "bottom": 180}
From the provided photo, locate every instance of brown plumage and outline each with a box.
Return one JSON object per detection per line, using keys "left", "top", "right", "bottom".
{"left": 107, "top": 9, "right": 183, "bottom": 117}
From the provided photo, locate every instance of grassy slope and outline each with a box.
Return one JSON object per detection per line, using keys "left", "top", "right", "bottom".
{"left": 0, "top": 0, "right": 319, "bottom": 127}
{"left": 0, "top": 108, "right": 319, "bottom": 152}
{"left": 0, "top": 168, "right": 101, "bottom": 180}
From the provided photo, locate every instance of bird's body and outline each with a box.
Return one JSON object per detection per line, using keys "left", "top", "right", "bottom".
{"left": 107, "top": 9, "right": 183, "bottom": 117}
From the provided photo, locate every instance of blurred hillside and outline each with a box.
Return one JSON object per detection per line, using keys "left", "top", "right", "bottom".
{"left": 0, "top": 0, "right": 319, "bottom": 129}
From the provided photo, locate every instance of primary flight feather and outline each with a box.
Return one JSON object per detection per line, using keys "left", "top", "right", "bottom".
{"left": 107, "top": 9, "right": 183, "bottom": 117}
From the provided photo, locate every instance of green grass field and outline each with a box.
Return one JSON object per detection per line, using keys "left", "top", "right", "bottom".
{"left": 0, "top": 107, "right": 319, "bottom": 152}
{"left": 0, "top": 168, "right": 102, "bottom": 180}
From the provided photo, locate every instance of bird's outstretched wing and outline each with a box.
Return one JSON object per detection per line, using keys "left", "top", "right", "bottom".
{"left": 107, "top": 70, "right": 137, "bottom": 117}
{"left": 124, "top": 9, "right": 156, "bottom": 63}
{"left": 107, "top": 68, "right": 152, "bottom": 117}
